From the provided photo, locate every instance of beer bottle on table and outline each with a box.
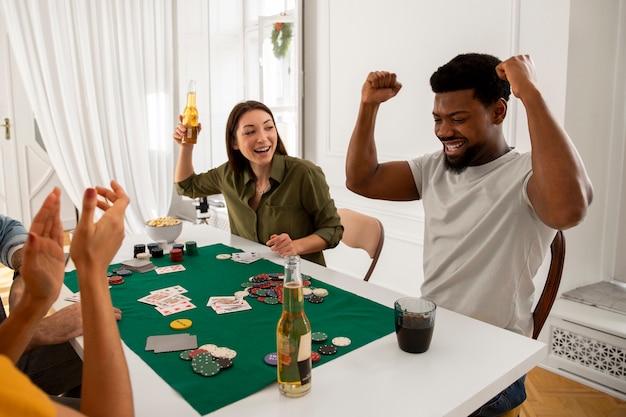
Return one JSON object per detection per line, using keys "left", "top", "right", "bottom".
{"left": 182, "top": 79, "right": 198, "bottom": 144}
{"left": 277, "top": 255, "right": 312, "bottom": 397}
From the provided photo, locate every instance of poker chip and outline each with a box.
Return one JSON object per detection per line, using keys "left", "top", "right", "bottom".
{"left": 255, "top": 289, "right": 268, "bottom": 297}
{"left": 312, "top": 288, "right": 329, "bottom": 297}
{"left": 311, "top": 332, "right": 328, "bottom": 343}
{"left": 198, "top": 344, "right": 218, "bottom": 354}
{"left": 311, "top": 351, "right": 321, "bottom": 363}
{"left": 332, "top": 336, "right": 352, "bottom": 347}
{"left": 188, "top": 348, "right": 209, "bottom": 358}
{"left": 169, "top": 318, "right": 192, "bottom": 330}
{"left": 179, "top": 349, "right": 194, "bottom": 361}
{"left": 318, "top": 345, "right": 338, "bottom": 355}
{"left": 115, "top": 269, "right": 132, "bottom": 276}
{"left": 264, "top": 297, "right": 278, "bottom": 305}
{"left": 216, "top": 254, "right": 231, "bottom": 260}
{"left": 150, "top": 248, "right": 164, "bottom": 258}
{"left": 108, "top": 276, "right": 125, "bottom": 285}
{"left": 191, "top": 353, "right": 221, "bottom": 377}
{"left": 212, "top": 346, "right": 237, "bottom": 359}
{"left": 136, "top": 252, "right": 151, "bottom": 260}
{"left": 234, "top": 290, "right": 249, "bottom": 298}
{"left": 213, "top": 356, "right": 233, "bottom": 369}
{"left": 264, "top": 352, "right": 278, "bottom": 366}
{"left": 308, "top": 295, "right": 324, "bottom": 304}
{"left": 302, "top": 287, "right": 313, "bottom": 296}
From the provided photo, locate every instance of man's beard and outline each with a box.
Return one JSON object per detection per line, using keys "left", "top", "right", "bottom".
{"left": 442, "top": 144, "right": 478, "bottom": 174}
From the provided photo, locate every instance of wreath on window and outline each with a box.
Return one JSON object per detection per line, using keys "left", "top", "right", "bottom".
{"left": 271, "top": 22, "right": 293, "bottom": 59}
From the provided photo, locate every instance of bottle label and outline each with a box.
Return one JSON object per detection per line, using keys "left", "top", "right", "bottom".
{"left": 297, "top": 332, "right": 312, "bottom": 385}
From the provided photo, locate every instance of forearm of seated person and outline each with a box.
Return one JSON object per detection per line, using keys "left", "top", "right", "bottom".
{"left": 27, "top": 305, "right": 83, "bottom": 349}
{"left": 293, "top": 234, "right": 328, "bottom": 255}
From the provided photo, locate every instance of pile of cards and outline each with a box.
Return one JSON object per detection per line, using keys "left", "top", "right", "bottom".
{"left": 145, "top": 333, "right": 197, "bottom": 353}
{"left": 138, "top": 285, "right": 197, "bottom": 316}
{"left": 231, "top": 252, "right": 261, "bottom": 264}
{"left": 207, "top": 296, "right": 252, "bottom": 314}
{"left": 121, "top": 258, "right": 155, "bottom": 273}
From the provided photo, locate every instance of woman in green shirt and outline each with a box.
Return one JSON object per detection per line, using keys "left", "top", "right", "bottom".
{"left": 173, "top": 100, "right": 343, "bottom": 266}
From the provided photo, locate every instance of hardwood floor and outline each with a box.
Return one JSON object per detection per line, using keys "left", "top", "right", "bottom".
{"left": 521, "top": 367, "right": 626, "bottom": 417}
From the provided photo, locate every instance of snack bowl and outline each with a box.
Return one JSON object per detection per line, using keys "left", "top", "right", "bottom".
{"left": 145, "top": 217, "right": 183, "bottom": 243}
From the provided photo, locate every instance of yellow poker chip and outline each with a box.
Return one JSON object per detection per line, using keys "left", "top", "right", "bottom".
{"left": 216, "top": 254, "right": 232, "bottom": 260}
{"left": 169, "top": 318, "right": 192, "bottom": 330}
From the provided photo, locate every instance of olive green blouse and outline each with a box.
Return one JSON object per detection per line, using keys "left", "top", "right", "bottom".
{"left": 175, "top": 154, "right": 343, "bottom": 265}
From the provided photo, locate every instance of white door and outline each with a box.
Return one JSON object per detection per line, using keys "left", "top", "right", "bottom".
{"left": 0, "top": 20, "right": 76, "bottom": 230}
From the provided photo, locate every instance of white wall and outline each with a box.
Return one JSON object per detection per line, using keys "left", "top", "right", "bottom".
{"left": 304, "top": 0, "right": 625, "bottom": 298}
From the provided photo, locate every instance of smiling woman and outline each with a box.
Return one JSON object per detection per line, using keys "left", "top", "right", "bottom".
{"left": 172, "top": 100, "right": 343, "bottom": 267}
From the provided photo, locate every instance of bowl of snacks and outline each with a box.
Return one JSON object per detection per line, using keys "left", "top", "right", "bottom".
{"left": 145, "top": 216, "right": 183, "bottom": 243}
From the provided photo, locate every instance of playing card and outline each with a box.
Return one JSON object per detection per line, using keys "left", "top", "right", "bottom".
{"left": 155, "top": 301, "right": 196, "bottom": 316}
{"left": 207, "top": 296, "right": 252, "bottom": 314}
{"left": 156, "top": 285, "right": 188, "bottom": 294}
{"left": 64, "top": 292, "right": 81, "bottom": 302}
{"left": 145, "top": 333, "right": 197, "bottom": 353}
{"left": 155, "top": 265, "right": 187, "bottom": 274}
{"left": 231, "top": 252, "right": 261, "bottom": 264}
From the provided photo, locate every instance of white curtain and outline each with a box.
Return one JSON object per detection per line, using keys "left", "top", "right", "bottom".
{"left": 0, "top": 0, "right": 175, "bottom": 234}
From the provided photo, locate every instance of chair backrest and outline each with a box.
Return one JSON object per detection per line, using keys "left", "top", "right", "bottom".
{"left": 337, "top": 208, "right": 385, "bottom": 281}
{"left": 532, "top": 230, "right": 565, "bottom": 339}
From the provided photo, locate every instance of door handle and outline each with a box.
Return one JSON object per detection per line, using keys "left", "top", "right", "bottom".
{"left": 1, "top": 118, "right": 9, "bottom": 140}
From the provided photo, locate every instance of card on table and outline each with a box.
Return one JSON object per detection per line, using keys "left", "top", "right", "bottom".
{"left": 145, "top": 333, "right": 197, "bottom": 353}
{"left": 230, "top": 252, "right": 261, "bottom": 264}
{"left": 207, "top": 296, "right": 252, "bottom": 314}
{"left": 155, "top": 265, "right": 187, "bottom": 275}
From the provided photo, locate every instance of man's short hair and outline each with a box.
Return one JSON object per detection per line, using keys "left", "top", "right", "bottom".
{"left": 430, "top": 53, "right": 511, "bottom": 107}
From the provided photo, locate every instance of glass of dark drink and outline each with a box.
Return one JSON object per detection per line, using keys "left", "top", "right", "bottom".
{"left": 394, "top": 297, "right": 436, "bottom": 353}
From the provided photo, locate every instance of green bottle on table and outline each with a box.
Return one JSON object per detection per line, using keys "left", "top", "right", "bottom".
{"left": 276, "top": 255, "right": 312, "bottom": 397}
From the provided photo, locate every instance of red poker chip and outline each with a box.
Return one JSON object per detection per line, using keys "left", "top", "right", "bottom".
{"left": 108, "top": 276, "right": 125, "bottom": 285}
{"left": 311, "top": 351, "right": 321, "bottom": 363}
{"left": 189, "top": 348, "right": 209, "bottom": 358}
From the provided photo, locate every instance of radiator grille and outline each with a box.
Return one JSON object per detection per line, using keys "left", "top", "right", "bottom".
{"left": 551, "top": 327, "right": 626, "bottom": 380}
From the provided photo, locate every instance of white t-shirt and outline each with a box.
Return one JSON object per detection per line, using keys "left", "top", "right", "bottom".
{"left": 408, "top": 150, "right": 555, "bottom": 336}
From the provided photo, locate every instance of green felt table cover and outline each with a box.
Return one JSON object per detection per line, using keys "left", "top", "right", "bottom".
{"left": 64, "top": 243, "right": 393, "bottom": 415}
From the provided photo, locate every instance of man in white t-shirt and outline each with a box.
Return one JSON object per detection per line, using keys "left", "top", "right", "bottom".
{"left": 345, "top": 54, "right": 593, "bottom": 417}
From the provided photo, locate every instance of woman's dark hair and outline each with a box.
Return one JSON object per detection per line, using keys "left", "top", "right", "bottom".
{"left": 429, "top": 53, "right": 511, "bottom": 108}
{"left": 225, "top": 100, "right": 288, "bottom": 174}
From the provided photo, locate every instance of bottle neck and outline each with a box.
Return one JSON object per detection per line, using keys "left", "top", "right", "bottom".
{"left": 283, "top": 255, "right": 303, "bottom": 286}
{"left": 186, "top": 92, "right": 196, "bottom": 108}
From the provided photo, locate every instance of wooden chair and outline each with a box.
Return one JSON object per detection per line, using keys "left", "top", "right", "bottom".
{"left": 337, "top": 208, "right": 385, "bottom": 282}
{"left": 532, "top": 230, "right": 565, "bottom": 340}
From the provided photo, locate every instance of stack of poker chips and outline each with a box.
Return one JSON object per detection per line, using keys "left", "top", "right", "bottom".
{"left": 134, "top": 244, "right": 146, "bottom": 258}
{"left": 170, "top": 248, "right": 183, "bottom": 262}
{"left": 148, "top": 242, "right": 163, "bottom": 258}
{"left": 185, "top": 241, "right": 198, "bottom": 256}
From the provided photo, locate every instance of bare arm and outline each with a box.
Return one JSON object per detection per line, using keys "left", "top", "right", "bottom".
{"left": 0, "top": 188, "right": 65, "bottom": 362}
{"left": 173, "top": 114, "right": 202, "bottom": 182}
{"left": 69, "top": 181, "right": 133, "bottom": 417}
{"left": 496, "top": 56, "right": 593, "bottom": 229}
{"left": 266, "top": 233, "right": 328, "bottom": 258}
{"left": 346, "top": 71, "right": 419, "bottom": 201}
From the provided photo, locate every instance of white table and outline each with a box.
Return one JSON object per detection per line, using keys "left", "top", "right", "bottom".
{"left": 56, "top": 222, "right": 547, "bottom": 417}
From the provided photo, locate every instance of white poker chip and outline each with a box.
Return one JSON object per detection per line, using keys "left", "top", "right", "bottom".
{"left": 312, "top": 288, "right": 329, "bottom": 297}
{"left": 198, "top": 344, "right": 218, "bottom": 354}
{"left": 302, "top": 287, "right": 313, "bottom": 296}
{"left": 332, "top": 336, "right": 352, "bottom": 347}
{"left": 216, "top": 254, "right": 232, "bottom": 260}
{"left": 234, "top": 290, "right": 249, "bottom": 298}
{"left": 211, "top": 346, "right": 237, "bottom": 359}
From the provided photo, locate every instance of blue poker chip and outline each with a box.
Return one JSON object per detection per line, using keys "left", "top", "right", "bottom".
{"left": 115, "top": 269, "right": 132, "bottom": 276}
{"left": 264, "top": 352, "right": 278, "bottom": 366}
